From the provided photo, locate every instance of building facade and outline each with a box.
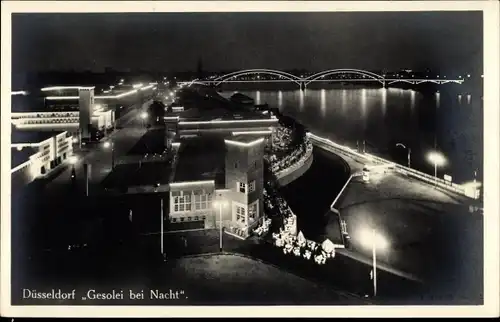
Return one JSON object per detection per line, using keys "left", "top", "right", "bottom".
{"left": 11, "top": 131, "right": 74, "bottom": 187}
{"left": 11, "top": 109, "right": 115, "bottom": 137}
{"left": 167, "top": 135, "right": 268, "bottom": 239}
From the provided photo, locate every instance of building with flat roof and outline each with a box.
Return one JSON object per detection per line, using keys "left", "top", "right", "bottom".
{"left": 164, "top": 105, "right": 279, "bottom": 141}
{"left": 161, "top": 105, "right": 279, "bottom": 238}
{"left": 166, "top": 123, "right": 274, "bottom": 239}
{"left": 11, "top": 82, "right": 157, "bottom": 142}
{"left": 11, "top": 129, "right": 74, "bottom": 188}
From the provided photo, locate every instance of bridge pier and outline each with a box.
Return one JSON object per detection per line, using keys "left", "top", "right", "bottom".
{"left": 300, "top": 82, "right": 306, "bottom": 91}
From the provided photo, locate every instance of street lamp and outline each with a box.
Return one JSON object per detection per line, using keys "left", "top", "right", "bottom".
{"left": 359, "top": 227, "right": 388, "bottom": 297}
{"left": 427, "top": 151, "right": 446, "bottom": 186}
{"left": 140, "top": 111, "right": 148, "bottom": 127}
{"left": 160, "top": 197, "right": 165, "bottom": 260}
{"left": 395, "top": 143, "right": 411, "bottom": 168}
{"left": 69, "top": 155, "right": 78, "bottom": 180}
{"left": 103, "top": 140, "right": 115, "bottom": 169}
{"left": 213, "top": 200, "right": 228, "bottom": 252}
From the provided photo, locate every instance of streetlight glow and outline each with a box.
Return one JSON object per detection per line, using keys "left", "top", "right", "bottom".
{"left": 213, "top": 200, "right": 228, "bottom": 208}
{"left": 358, "top": 227, "right": 388, "bottom": 297}
{"left": 140, "top": 112, "right": 148, "bottom": 119}
{"left": 359, "top": 228, "right": 389, "bottom": 251}
{"left": 69, "top": 156, "right": 78, "bottom": 165}
{"left": 428, "top": 151, "right": 446, "bottom": 186}
{"left": 213, "top": 200, "right": 228, "bottom": 252}
{"left": 427, "top": 151, "right": 446, "bottom": 167}
{"left": 132, "top": 83, "right": 143, "bottom": 89}
{"left": 103, "top": 141, "right": 111, "bottom": 149}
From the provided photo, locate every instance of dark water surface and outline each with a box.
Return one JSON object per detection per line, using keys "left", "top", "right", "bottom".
{"left": 222, "top": 85, "right": 483, "bottom": 184}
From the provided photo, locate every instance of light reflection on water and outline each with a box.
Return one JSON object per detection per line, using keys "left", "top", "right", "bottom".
{"left": 222, "top": 87, "right": 483, "bottom": 182}
{"left": 320, "top": 89, "right": 326, "bottom": 117}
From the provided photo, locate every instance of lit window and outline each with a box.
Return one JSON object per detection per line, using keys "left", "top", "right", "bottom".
{"left": 194, "top": 191, "right": 212, "bottom": 210}
{"left": 238, "top": 182, "right": 246, "bottom": 193}
{"left": 248, "top": 181, "right": 256, "bottom": 193}
{"left": 173, "top": 191, "right": 191, "bottom": 212}
{"left": 236, "top": 206, "right": 246, "bottom": 224}
{"left": 248, "top": 201, "right": 258, "bottom": 223}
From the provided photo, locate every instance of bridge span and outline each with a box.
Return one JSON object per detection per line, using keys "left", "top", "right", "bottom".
{"left": 179, "top": 68, "right": 465, "bottom": 90}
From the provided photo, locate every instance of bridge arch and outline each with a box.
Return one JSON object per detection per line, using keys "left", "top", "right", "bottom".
{"left": 213, "top": 69, "right": 303, "bottom": 86}
{"left": 304, "top": 69, "right": 385, "bottom": 86}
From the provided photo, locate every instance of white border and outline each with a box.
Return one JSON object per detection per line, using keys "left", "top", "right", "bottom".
{"left": 1, "top": 1, "right": 499, "bottom": 318}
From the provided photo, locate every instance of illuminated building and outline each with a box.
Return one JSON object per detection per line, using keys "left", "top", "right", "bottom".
{"left": 11, "top": 130, "right": 74, "bottom": 188}
{"left": 11, "top": 83, "right": 156, "bottom": 140}
{"left": 165, "top": 107, "right": 278, "bottom": 239}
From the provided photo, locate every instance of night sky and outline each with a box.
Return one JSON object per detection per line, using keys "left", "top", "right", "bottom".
{"left": 12, "top": 11, "right": 483, "bottom": 74}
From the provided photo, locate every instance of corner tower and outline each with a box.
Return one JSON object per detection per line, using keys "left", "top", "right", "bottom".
{"left": 224, "top": 135, "right": 266, "bottom": 238}
{"left": 78, "top": 87, "right": 94, "bottom": 141}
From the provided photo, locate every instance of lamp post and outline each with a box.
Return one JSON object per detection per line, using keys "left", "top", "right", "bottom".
{"left": 140, "top": 111, "right": 148, "bottom": 128}
{"left": 427, "top": 151, "right": 446, "bottom": 186}
{"left": 103, "top": 140, "right": 115, "bottom": 169}
{"left": 69, "top": 155, "right": 78, "bottom": 181}
{"left": 395, "top": 143, "right": 411, "bottom": 168}
{"left": 160, "top": 197, "right": 165, "bottom": 259}
{"left": 213, "top": 200, "right": 228, "bottom": 252}
{"left": 360, "top": 227, "right": 388, "bottom": 297}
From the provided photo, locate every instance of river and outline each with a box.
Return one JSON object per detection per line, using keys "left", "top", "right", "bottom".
{"left": 221, "top": 85, "right": 483, "bottom": 184}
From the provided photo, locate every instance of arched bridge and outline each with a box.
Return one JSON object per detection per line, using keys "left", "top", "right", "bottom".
{"left": 180, "top": 68, "right": 465, "bottom": 89}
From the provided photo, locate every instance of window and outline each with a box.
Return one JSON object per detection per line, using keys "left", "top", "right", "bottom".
{"left": 248, "top": 201, "right": 258, "bottom": 223}
{"left": 173, "top": 191, "right": 191, "bottom": 212}
{"left": 236, "top": 206, "right": 246, "bottom": 224}
{"left": 234, "top": 161, "right": 239, "bottom": 169}
{"left": 194, "top": 190, "right": 212, "bottom": 210}
{"left": 248, "top": 181, "right": 256, "bottom": 193}
{"left": 238, "top": 182, "right": 246, "bottom": 193}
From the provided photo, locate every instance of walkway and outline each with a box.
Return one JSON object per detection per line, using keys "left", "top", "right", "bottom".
{"left": 311, "top": 143, "right": 483, "bottom": 303}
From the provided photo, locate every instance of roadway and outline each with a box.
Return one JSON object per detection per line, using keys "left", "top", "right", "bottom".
{"left": 40, "top": 100, "right": 152, "bottom": 198}
{"left": 310, "top": 143, "right": 483, "bottom": 303}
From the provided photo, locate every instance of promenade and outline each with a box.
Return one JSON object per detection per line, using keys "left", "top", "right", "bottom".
{"left": 309, "top": 137, "right": 483, "bottom": 304}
